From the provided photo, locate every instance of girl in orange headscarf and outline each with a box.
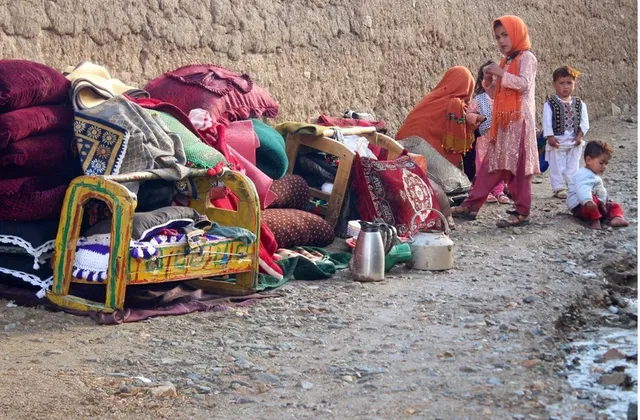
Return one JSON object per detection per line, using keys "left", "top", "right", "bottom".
{"left": 396, "top": 66, "right": 476, "bottom": 168}
{"left": 452, "top": 15, "right": 540, "bottom": 227}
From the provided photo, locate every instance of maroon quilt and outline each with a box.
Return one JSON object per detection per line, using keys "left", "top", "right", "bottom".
{"left": 0, "top": 104, "right": 73, "bottom": 149}
{"left": 0, "top": 60, "right": 70, "bottom": 112}
{"left": 0, "top": 176, "right": 69, "bottom": 221}
{"left": 0, "top": 131, "right": 72, "bottom": 178}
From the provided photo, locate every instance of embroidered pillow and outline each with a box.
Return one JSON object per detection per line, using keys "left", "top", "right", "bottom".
{"left": 351, "top": 154, "right": 442, "bottom": 237}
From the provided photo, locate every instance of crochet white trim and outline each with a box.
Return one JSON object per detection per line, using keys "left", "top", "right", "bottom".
{"left": 0, "top": 267, "right": 52, "bottom": 299}
{"left": 0, "top": 235, "right": 55, "bottom": 269}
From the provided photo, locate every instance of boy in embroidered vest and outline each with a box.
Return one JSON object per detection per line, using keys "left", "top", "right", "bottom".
{"left": 567, "top": 140, "right": 629, "bottom": 230}
{"left": 543, "top": 66, "right": 589, "bottom": 199}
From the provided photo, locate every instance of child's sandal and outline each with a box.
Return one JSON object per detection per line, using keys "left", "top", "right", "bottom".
{"left": 497, "top": 194, "right": 510, "bottom": 204}
{"left": 553, "top": 190, "right": 568, "bottom": 199}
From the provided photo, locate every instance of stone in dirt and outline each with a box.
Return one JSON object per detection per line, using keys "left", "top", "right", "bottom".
{"left": 529, "top": 381, "right": 546, "bottom": 391}
{"left": 236, "top": 397, "right": 257, "bottom": 404}
{"left": 150, "top": 382, "right": 177, "bottom": 399}
{"left": 487, "top": 377, "right": 502, "bottom": 386}
{"left": 628, "top": 402, "right": 638, "bottom": 420}
{"left": 250, "top": 372, "right": 281, "bottom": 385}
{"left": 118, "top": 382, "right": 133, "bottom": 394}
{"left": 596, "top": 348, "right": 627, "bottom": 363}
{"left": 298, "top": 381, "right": 313, "bottom": 390}
{"left": 598, "top": 372, "right": 633, "bottom": 387}
{"left": 235, "top": 358, "right": 253, "bottom": 370}
{"left": 523, "top": 296, "right": 537, "bottom": 304}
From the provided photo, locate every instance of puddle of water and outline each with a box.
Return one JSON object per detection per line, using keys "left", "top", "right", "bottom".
{"left": 548, "top": 303, "right": 637, "bottom": 419}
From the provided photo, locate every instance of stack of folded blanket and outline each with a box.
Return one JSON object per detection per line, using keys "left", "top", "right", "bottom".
{"left": 0, "top": 60, "right": 74, "bottom": 222}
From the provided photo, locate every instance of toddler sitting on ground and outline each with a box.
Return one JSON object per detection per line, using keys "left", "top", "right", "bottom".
{"left": 567, "top": 140, "right": 629, "bottom": 230}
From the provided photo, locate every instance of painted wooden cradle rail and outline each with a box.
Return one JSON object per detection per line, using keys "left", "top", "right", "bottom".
{"left": 47, "top": 168, "right": 261, "bottom": 313}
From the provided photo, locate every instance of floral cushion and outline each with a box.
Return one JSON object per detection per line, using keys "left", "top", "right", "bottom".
{"left": 351, "top": 153, "right": 442, "bottom": 237}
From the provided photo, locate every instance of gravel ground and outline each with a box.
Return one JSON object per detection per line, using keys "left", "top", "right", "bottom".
{"left": 0, "top": 117, "right": 636, "bottom": 420}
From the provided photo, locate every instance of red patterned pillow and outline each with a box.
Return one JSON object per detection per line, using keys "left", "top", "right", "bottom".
{"left": 352, "top": 154, "right": 441, "bottom": 237}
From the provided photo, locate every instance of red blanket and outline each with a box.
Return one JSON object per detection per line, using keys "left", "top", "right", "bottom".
{"left": 0, "top": 176, "right": 69, "bottom": 221}
{"left": 0, "top": 131, "right": 72, "bottom": 178}
{"left": 0, "top": 60, "right": 70, "bottom": 112}
{"left": 145, "top": 64, "right": 279, "bottom": 125}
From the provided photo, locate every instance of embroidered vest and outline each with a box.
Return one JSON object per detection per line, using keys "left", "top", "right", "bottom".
{"left": 547, "top": 95, "right": 581, "bottom": 136}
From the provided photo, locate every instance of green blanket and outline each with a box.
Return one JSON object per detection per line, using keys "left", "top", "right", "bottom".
{"left": 155, "top": 111, "right": 228, "bottom": 169}
{"left": 255, "top": 246, "right": 352, "bottom": 291}
{"left": 252, "top": 119, "right": 288, "bottom": 180}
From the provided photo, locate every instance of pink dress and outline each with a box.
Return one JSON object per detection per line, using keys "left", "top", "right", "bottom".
{"left": 460, "top": 51, "right": 539, "bottom": 217}
{"left": 485, "top": 50, "right": 540, "bottom": 177}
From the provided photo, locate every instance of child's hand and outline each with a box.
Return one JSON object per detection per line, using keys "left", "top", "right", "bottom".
{"left": 547, "top": 137, "right": 560, "bottom": 148}
{"left": 583, "top": 200, "right": 597, "bottom": 211}
{"left": 485, "top": 63, "right": 505, "bottom": 78}
{"left": 575, "top": 133, "right": 584, "bottom": 145}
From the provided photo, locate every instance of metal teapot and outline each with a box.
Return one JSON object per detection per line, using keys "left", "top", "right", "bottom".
{"left": 350, "top": 221, "right": 396, "bottom": 282}
{"left": 406, "top": 209, "right": 454, "bottom": 271}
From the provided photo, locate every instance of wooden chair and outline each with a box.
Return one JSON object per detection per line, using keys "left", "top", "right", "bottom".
{"left": 284, "top": 127, "right": 405, "bottom": 228}
{"left": 47, "top": 168, "right": 261, "bottom": 313}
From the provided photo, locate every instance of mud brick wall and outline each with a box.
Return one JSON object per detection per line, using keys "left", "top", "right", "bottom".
{"left": 1, "top": 0, "right": 636, "bottom": 132}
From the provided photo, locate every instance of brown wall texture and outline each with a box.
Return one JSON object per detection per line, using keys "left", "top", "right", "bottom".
{"left": 1, "top": 0, "right": 636, "bottom": 132}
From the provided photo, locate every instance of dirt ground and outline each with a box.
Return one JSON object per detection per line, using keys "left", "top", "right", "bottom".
{"left": 0, "top": 117, "right": 636, "bottom": 419}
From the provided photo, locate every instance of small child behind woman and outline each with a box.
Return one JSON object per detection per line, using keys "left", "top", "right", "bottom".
{"left": 466, "top": 61, "right": 509, "bottom": 204}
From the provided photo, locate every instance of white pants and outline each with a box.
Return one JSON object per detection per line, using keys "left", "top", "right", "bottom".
{"left": 546, "top": 145, "right": 584, "bottom": 191}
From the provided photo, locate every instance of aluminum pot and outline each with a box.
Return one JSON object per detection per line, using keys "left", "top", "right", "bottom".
{"left": 406, "top": 209, "right": 454, "bottom": 271}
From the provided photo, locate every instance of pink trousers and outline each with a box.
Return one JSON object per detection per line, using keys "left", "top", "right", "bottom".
{"left": 475, "top": 135, "right": 505, "bottom": 198}
{"left": 463, "top": 132, "right": 532, "bottom": 216}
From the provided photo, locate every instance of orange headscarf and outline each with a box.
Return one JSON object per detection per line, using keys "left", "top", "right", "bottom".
{"left": 490, "top": 15, "right": 531, "bottom": 142}
{"left": 396, "top": 66, "right": 475, "bottom": 167}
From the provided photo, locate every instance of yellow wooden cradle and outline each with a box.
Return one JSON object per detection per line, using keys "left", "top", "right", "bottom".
{"left": 47, "top": 168, "right": 261, "bottom": 313}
